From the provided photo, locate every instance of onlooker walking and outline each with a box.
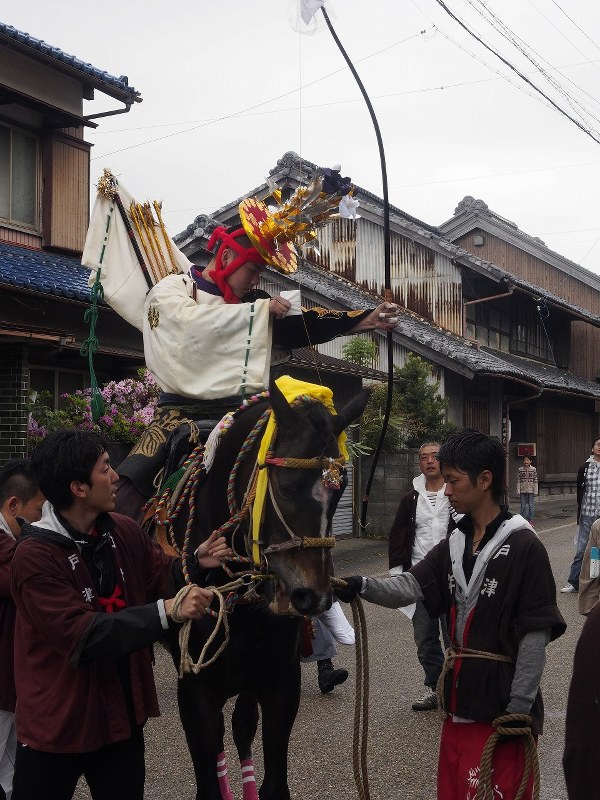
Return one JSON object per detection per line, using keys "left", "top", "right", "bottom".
{"left": 516, "top": 456, "right": 538, "bottom": 524}
{"left": 10, "top": 430, "right": 223, "bottom": 800}
{"left": 562, "top": 437, "right": 600, "bottom": 593}
{"left": 388, "top": 442, "right": 454, "bottom": 711}
{"left": 337, "top": 429, "right": 565, "bottom": 800}
{"left": 0, "top": 460, "right": 45, "bottom": 800}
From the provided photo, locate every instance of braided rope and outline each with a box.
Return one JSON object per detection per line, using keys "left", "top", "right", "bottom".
{"left": 172, "top": 574, "right": 271, "bottom": 678}
{"left": 435, "top": 646, "right": 513, "bottom": 714}
{"left": 332, "top": 577, "right": 370, "bottom": 800}
{"left": 476, "top": 714, "right": 540, "bottom": 800}
{"left": 226, "top": 409, "right": 271, "bottom": 515}
{"left": 170, "top": 583, "right": 229, "bottom": 677}
{"left": 81, "top": 269, "right": 105, "bottom": 422}
{"left": 265, "top": 455, "right": 345, "bottom": 470}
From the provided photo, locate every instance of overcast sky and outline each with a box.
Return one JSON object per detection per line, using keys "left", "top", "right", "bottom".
{"left": 5, "top": 0, "right": 600, "bottom": 273}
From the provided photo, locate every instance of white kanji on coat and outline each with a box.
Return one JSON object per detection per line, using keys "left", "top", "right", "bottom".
{"left": 493, "top": 544, "right": 511, "bottom": 560}
{"left": 68, "top": 554, "right": 80, "bottom": 570}
{"left": 481, "top": 577, "right": 499, "bottom": 597}
{"left": 82, "top": 587, "right": 94, "bottom": 603}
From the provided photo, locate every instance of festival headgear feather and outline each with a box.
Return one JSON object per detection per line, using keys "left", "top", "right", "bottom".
{"left": 238, "top": 165, "right": 358, "bottom": 275}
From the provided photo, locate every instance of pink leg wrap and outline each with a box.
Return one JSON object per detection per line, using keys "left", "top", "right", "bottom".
{"left": 217, "top": 751, "right": 235, "bottom": 800}
{"left": 240, "top": 758, "right": 259, "bottom": 800}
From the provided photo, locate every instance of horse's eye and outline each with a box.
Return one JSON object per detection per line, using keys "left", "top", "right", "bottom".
{"left": 277, "top": 482, "right": 295, "bottom": 500}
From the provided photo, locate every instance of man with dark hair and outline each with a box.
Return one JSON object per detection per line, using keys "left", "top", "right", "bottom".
{"left": 388, "top": 441, "right": 455, "bottom": 712}
{"left": 336, "top": 429, "right": 565, "bottom": 800}
{"left": 10, "top": 430, "right": 224, "bottom": 800}
{"left": 561, "top": 436, "right": 600, "bottom": 593}
{"left": 0, "top": 460, "right": 44, "bottom": 800}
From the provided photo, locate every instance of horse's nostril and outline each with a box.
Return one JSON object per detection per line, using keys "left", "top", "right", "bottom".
{"left": 289, "top": 587, "right": 320, "bottom": 615}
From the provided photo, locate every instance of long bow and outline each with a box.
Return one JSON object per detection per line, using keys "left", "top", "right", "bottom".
{"left": 306, "top": 3, "right": 395, "bottom": 534}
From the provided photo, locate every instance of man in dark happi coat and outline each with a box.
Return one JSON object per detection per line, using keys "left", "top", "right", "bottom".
{"left": 336, "top": 429, "right": 566, "bottom": 800}
{"left": 563, "top": 602, "right": 600, "bottom": 799}
{"left": 10, "top": 430, "right": 227, "bottom": 800}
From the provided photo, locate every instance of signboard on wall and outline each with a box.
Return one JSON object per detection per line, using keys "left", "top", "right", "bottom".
{"left": 516, "top": 443, "right": 537, "bottom": 457}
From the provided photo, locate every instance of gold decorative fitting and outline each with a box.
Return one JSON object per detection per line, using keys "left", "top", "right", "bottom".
{"left": 96, "top": 168, "right": 119, "bottom": 200}
{"left": 238, "top": 169, "right": 356, "bottom": 275}
{"left": 148, "top": 305, "right": 160, "bottom": 329}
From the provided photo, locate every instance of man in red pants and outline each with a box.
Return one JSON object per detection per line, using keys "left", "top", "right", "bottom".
{"left": 337, "top": 429, "right": 566, "bottom": 799}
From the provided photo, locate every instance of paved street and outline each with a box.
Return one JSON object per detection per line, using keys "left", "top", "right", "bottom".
{"left": 74, "top": 495, "right": 583, "bottom": 800}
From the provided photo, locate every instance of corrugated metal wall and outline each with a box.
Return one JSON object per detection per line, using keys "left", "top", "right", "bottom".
{"left": 312, "top": 217, "right": 463, "bottom": 334}
{"left": 46, "top": 138, "right": 89, "bottom": 253}
{"left": 331, "top": 464, "right": 353, "bottom": 538}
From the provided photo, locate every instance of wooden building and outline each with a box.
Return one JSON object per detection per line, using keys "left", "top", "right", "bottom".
{"left": 0, "top": 22, "right": 144, "bottom": 463}
{"left": 176, "top": 152, "right": 600, "bottom": 496}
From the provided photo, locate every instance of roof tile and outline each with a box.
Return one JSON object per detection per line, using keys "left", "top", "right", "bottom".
{"left": 0, "top": 242, "right": 91, "bottom": 302}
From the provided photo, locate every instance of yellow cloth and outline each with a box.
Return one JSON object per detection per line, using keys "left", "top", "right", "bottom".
{"left": 251, "top": 375, "right": 348, "bottom": 564}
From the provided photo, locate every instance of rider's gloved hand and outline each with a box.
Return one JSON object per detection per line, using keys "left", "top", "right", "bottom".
{"left": 335, "top": 576, "right": 363, "bottom": 603}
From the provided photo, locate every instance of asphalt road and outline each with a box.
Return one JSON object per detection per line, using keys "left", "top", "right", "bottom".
{"left": 73, "top": 497, "right": 583, "bottom": 800}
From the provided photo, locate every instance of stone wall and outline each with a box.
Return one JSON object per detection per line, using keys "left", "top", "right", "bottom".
{"left": 0, "top": 343, "right": 29, "bottom": 463}
{"left": 360, "top": 450, "right": 420, "bottom": 537}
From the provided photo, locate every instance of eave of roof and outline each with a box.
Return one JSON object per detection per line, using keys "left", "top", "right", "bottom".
{"left": 289, "top": 347, "right": 387, "bottom": 381}
{"left": 0, "top": 241, "right": 91, "bottom": 302}
{"left": 0, "top": 22, "right": 141, "bottom": 104}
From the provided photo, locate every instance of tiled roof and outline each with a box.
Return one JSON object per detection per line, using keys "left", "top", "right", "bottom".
{"left": 0, "top": 22, "right": 140, "bottom": 103}
{"left": 289, "top": 347, "right": 387, "bottom": 381}
{"left": 287, "top": 258, "right": 600, "bottom": 399}
{"left": 392, "top": 309, "right": 600, "bottom": 399}
{"left": 0, "top": 242, "right": 91, "bottom": 302}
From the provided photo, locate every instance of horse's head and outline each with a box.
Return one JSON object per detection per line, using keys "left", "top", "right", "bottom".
{"left": 260, "top": 382, "right": 370, "bottom": 616}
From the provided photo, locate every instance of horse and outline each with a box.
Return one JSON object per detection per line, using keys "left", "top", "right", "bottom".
{"left": 121, "top": 379, "right": 369, "bottom": 800}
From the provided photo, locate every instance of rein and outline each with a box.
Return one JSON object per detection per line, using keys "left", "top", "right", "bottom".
{"left": 332, "top": 578, "right": 371, "bottom": 800}
{"left": 150, "top": 393, "right": 345, "bottom": 675}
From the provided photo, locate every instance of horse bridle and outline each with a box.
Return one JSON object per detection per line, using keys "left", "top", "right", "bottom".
{"left": 256, "top": 453, "right": 346, "bottom": 558}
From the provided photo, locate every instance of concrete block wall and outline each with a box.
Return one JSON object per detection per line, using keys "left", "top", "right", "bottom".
{"left": 0, "top": 343, "right": 29, "bottom": 463}
{"left": 360, "top": 450, "right": 420, "bottom": 537}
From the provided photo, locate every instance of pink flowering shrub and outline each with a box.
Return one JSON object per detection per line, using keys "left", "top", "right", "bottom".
{"left": 28, "top": 368, "right": 159, "bottom": 447}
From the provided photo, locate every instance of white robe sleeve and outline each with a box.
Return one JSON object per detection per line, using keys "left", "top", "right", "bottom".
{"left": 142, "top": 275, "right": 272, "bottom": 400}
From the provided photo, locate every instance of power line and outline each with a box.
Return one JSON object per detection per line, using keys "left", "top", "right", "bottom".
{"left": 548, "top": 0, "right": 600, "bottom": 54}
{"left": 537, "top": 226, "right": 600, "bottom": 235}
{"left": 462, "top": 0, "right": 600, "bottom": 127}
{"left": 580, "top": 232, "right": 600, "bottom": 263}
{"left": 390, "top": 159, "right": 600, "bottom": 189}
{"left": 525, "top": 0, "right": 600, "bottom": 75}
{"left": 431, "top": 0, "right": 600, "bottom": 143}
{"left": 91, "top": 28, "right": 428, "bottom": 161}
{"left": 91, "top": 54, "right": 600, "bottom": 135}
